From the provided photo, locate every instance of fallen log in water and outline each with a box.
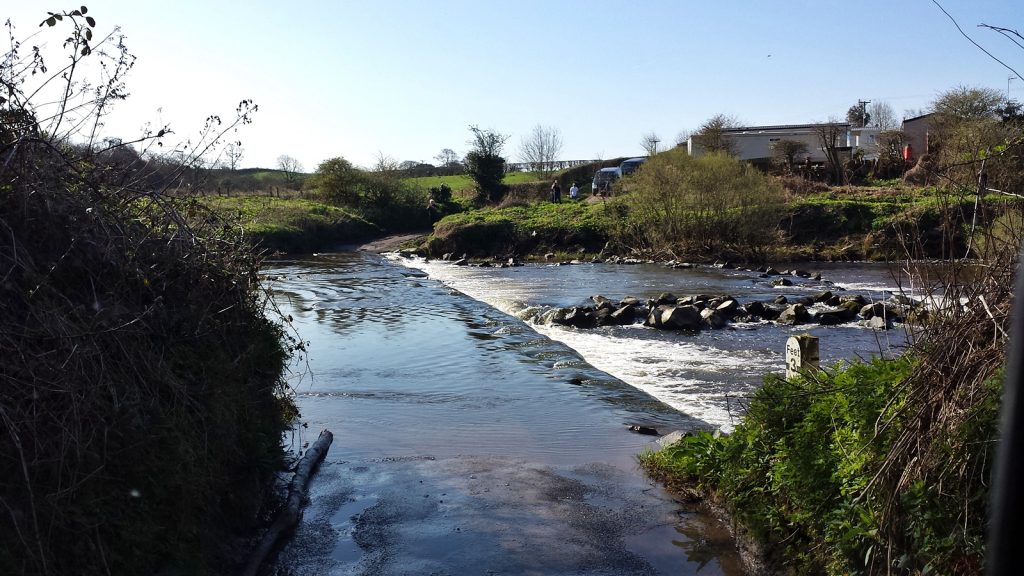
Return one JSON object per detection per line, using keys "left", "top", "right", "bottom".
{"left": 242, "top": 429, "right": 334, "bottom": 576}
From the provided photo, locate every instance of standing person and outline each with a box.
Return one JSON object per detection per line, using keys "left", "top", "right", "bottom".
{"left": 569, "top": 181, "right": 579, "bottom": 200}
{"left": 550, "top": 179, "right": 562, "bottom": 203}
{"left": 426, "top": 196, "right": 438, "bottom": 224}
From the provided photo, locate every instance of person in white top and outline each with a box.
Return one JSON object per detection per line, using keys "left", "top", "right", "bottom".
{"left": 569, "top": 182, "right": 579, "bottom": 200}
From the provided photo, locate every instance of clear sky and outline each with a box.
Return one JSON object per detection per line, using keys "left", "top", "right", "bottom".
{"left": 6, "top": 1, "right": 1023, "bottom": 171}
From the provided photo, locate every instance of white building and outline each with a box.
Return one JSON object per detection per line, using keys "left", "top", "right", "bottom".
{"left": 688, "top": 123, "right": 882, "bottom": 163}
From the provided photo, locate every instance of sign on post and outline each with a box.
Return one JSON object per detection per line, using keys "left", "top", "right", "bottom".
{"left": 786, "top": 335, "right": 820, "bottom": 380}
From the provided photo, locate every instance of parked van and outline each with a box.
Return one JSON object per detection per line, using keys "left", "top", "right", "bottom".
{"left": 618, "top": 157, "right": 647, "bottom": 176}
{"left": 592, "top": 167, "right": 621, "bottom": 195}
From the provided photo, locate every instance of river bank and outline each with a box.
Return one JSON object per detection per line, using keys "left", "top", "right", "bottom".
{"left": 214, "top": 181, "right": 996, "bottom": 265}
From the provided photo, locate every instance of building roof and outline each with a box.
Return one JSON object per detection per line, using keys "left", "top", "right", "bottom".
{"left": 902, "top": 112, "right": 934, "bottom": 124}
{"left": 722, "top": 122, "right": 852, "bottom": 134}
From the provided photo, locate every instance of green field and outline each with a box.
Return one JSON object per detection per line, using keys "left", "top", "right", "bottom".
{"left": 404, "top": 171, "right": 546, "bottom": 191}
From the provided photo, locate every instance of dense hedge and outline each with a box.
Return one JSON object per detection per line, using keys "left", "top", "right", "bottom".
{"left": 0, "top": 152, "right": 296, "bottom": 575}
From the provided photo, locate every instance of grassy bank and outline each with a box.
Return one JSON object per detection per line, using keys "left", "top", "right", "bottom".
{"left": 204, "top": 196, "right": 381, "bottom": 253}
{"left": 196, "top": 157, "right": 1021, "bottom": 264}
{"left": 424, "top": 198, "right": 616, "bottom": 257}
{"left": 415, "top": 177, "right": 1020, "bottom": 262}
{"left": 640, "top": 281, "right": 1007, "bottom": 576}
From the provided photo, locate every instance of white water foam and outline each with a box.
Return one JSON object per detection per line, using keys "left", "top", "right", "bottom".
{"left": 389, "top": 256, "right": 786, "bottom": 431}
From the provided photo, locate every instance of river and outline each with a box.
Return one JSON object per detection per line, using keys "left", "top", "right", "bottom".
{"left": 267, "top": 252, "right": 909, "bottom": 575}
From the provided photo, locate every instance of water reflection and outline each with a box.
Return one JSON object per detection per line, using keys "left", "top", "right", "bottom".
{"left": 267, "top": 253, "right": 711, "bottom": 442}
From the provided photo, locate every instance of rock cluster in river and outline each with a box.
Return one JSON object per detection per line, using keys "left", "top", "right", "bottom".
{"left": 550, "top": 289, "right": 913, "bottom": 331}
{"left": 422, "top": 254, "right": 918, "bottom": 331}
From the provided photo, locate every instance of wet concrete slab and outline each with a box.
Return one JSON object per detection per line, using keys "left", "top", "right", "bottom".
{"left": 274, "top": 454, "right": 743, "bottom": 576}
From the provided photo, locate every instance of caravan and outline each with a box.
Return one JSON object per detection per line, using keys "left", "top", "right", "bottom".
{"left": 591, "top": 167, "right": 621, "bottom": 196}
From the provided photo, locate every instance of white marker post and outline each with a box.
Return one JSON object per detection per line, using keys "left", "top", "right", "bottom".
{"left": 785, "top": 335, "right": 820, "bottom": 380}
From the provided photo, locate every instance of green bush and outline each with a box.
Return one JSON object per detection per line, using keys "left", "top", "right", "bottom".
{"left": 614, "top": 149, "right": 785, "bottom": 258}
{"left": 642, "top": 353, "right": 1000, "bottom": 575}
{"left": 428, "top": 201, "right": 613, "bottom": 257}
{"left": 307, "top": 157, "right": 427, "bottom": 232}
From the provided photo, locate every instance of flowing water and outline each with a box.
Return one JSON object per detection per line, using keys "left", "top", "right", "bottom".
{"left": 267, "top": 252, "right": 910, "bottom": 575}
{"left": 392, "top": 255, "right": 912, "bottom": 432}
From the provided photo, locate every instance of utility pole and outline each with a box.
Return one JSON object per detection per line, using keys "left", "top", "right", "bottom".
{"left": 652, "top": 136, "right": 660, "bottom": 155}
{"left": 1009, "top": 75, "right": 1017, "bottom": 99}
{"left": 857, "top": 99, "right": 871, "bottom": 127}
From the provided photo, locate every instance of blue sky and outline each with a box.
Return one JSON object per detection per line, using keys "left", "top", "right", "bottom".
{"left": 6, "top": 1, "right": 1023, "bottom": 171}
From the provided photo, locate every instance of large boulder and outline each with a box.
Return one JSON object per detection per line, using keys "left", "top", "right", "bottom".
{"left": 744, "top": 301, "right": 766, "bottom": 317}
{"left": 701, "top": 308, "right": 727, "bottom": 329}
{"left": 816, "top": 310, "right": 846, "bottom": 325}
{"left": 656, "top": 292, "right": 678, "bottom": 305}
{"left": 865, "top": 315, "right": 892, "bottom": 330}
{"left": 859, "top": 302, "right": 886, "bottom": 319}
{"left": 609, "top": 305, "right": 637, "bottom": 325}
{"left": 773, "top": 277, "right": 793, "bottom": 287}
{"left": 716, "top": 299, "right": 740, "bottom": 317}
{"left": 660, "top": 305, "right": 703, "bottom": 330}
{"left": 554, "top": 306, "right": 596, "bottom": 328}
{"left": 620, "top": 296, "right": 641, "bottom": 307}
{"left": 839, "top": 294, "right": 867, "bottom": 306}
{"left": 759, "top": 304, "right": 783, "bottom": 321}
{"left": 814, "top": 290, "right": 834, "bottom": 303}
{"left": 645, "top": 305, "right": 671, "bottom": 328}
{"left": 839, "top": 300, "right": 863, "bottom": 316}
{"left": 778, "top": 304, "right": 810, "bottom": 325}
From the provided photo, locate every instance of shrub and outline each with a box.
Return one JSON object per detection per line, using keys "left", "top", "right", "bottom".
{"left": 465, "top": 126, "right": 509, "bottom": 202}
{"left": 614, "top": 149, "right": 786, "bottom": 258}
{"left": 307, "top": 157, "right": 426, "bottom": 231}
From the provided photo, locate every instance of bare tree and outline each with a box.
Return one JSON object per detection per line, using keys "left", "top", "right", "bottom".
{"left": 225, "top": 142, "right": 244, "bottom": 171}
{"left": 873, "top": 129, "right": 907, "bottom": 178}
{"left": 518, "top": 125, "right": 563, "bottom": 175}
{"left": 435, "top": 148, "right": 459, "bottom": 167}
{"left": 771, "top": 139, "right": 809, "bottom": 173}
{"left": 372, "top": 151, "right": 399, "bottom": 173}
{"left": 813, "top": 119, "right": 847, "bottom": 184}
{"left": 276, "top": 154, "right": 303, "bottom": 183}
{"left": 868, "top": 101, "right": 899, "bottom": 130}
{"left": 640, "top": 132, "right": 662, "bottom": 156}
{"left": 692, "top": 114, "right": 741, "bottom": 155}
{"left": 675, "top": 129, "right": 691, "bottom": 148}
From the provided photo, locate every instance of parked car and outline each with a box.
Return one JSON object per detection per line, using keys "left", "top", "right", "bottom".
{"left": 592, "top": 167, "right": 621, "bottom": 195}
{"left": 618, "top": 157, "right": 647, "bottom": 176}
